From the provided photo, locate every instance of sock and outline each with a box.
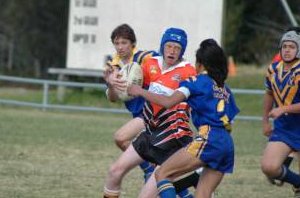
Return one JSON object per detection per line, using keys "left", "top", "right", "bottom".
{"left": 275, "top": 166, "right": 300, "bottom": 188}
{"left": 139, "top": 161, "right": 155, "bottom": 181}
{"left": 157, "top": 179, "right": 176, "bottom": 198}
{"left": 140, "top": 161, "right": 155, "bottom": 174}
{"left": 103, "top": 186, "right": 120, "bottom": 198}
{"left": 177, "top": 188, "right": 194, "bottom": 198}
{"left": 283, "top": 156, "right": 294, "bottom": 168}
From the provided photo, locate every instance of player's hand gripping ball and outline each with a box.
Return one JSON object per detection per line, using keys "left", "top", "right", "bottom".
{"left": 115, "top": 62, "right": 143, "bottom": 101}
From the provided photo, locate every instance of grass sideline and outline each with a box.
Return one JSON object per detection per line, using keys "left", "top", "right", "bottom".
{"left": 0, "top": 107, "right": 297, "bottom": 198}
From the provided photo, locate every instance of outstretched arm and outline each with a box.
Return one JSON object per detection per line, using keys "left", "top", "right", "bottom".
{"left": 128, "top": 84, "right": 186, "bottom": 108}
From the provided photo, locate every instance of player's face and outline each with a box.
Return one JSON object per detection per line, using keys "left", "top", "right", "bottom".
{"left": 113, "top": 37, "right": 134, "bottom": 60}
{"left": 163, "top": 42, "right": 182, "bottom": 66}
{"left": 281, "top": 41, "right": 298, "bottom": 62}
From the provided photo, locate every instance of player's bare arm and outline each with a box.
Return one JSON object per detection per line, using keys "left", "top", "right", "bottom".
{"left": 128, "top": 84, "right": 186, "bottom": 108}
{"left": 262, "top": 90, "right": 273, "bottom": 136}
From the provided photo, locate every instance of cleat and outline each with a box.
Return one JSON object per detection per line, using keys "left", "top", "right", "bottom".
{"left": 293, "top": 187, "right": 300, "bottom": 198}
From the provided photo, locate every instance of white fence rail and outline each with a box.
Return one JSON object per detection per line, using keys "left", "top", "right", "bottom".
{"left": 0, "top": 75, "right": 263, "bottom": 121}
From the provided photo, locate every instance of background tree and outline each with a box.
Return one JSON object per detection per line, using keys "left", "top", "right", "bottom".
{"left": 0, "top": 0, "right": 68, "bottom": 77}
{"left": 0, "top": 0, "right": 299, "bottom": 77}
{"left": 225, "top": 0, "right": 300, "bottom": 65}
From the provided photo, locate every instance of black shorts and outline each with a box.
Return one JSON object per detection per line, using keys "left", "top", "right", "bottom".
{"left": 132, "top": 131, "right": 191, "bottom": 165}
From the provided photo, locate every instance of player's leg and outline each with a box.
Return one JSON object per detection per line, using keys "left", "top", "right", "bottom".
{"left": 173, "top": 168, "right": 203, "bottom": 192}
{"left": 138, "top": 169, "right": 159, "bottom": 198}
{"left": 137, "top": 166, "right": 194, "bottom": 198}
{"left": 103, "top": 144, "right": 144, "bottom": 198}
{"left": 271, "top": 153, "right": 295, "bottom": 186}
{"left": 194, "top": 168, "right": 223, "bottom": 198}
{"left": 114, "top": 117, "right": 144, "bottom": 151}
{"left": 156, "top": 148, "right": 201, "bottom": 198}
{"left": 261, "top": 142, "right": 300, "bottom": 187}
{"left": 114, "top": 117, "right": 155, "bottom": 181}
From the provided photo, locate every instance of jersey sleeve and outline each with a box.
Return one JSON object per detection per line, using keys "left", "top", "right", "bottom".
{"left": 177, "top": 87, "right": 190, "bottom": 98}
{"left": 265, "top": 64, "right": 274, "bottom": 91}
{"left": 179, "top": 76, "right": 200, "bottom": 97}
{"left": 141, "top": 58, "right": 151, "bottom": 87}
{"left": 226, "top": 88, "right": 240, "bottom": 121}
{"left": 134, "top": 50, "right": 159, "bottom": 65}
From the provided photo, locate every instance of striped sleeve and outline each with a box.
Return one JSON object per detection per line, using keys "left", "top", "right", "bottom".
{"left": 137, "top": 51, "right": 158, "bottom": 65}
{"left": 265, "top": 64, "right": 274, "bottom": 91}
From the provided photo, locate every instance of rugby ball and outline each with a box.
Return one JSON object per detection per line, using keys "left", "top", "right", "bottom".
{"left": 115, "top": 62, "right": 143, "bottom": 101}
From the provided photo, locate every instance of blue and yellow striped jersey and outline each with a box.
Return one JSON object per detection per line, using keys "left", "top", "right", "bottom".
{"left": 265, "top": 60, "right": 300, "bottom": 135}
{"left": 107, "top": 48, "right": 158, "bottom": 117}
{"left": 179, "top": 73, "right": 239, "bottom": 131}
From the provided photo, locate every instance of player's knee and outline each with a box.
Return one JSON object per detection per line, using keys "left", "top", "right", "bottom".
{"left": 114, "top": 133, "right": 127, "bottom": 150}
{"left": 155, "top": 167, "right": 168, "bottom": 181}
{"left": 261, "top": 160, "right": 280, "bottom": 177}
{"left": 108, "top": 162, "right": 126, "bottom": 180}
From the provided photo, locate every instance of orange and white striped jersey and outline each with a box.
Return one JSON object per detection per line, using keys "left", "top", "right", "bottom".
{"left": 141, "top": 56, "right": 197, "bottom": 149}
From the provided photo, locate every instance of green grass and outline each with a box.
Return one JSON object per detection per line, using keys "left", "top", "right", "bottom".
{"left": 227, "top": 65, "right": 266, "bottom": 89}
{"left": 0, "top": 106, "right": 297, "bottom": 198}
{"left": 0, "top": 65, "right": 295, "bottom": 197}
{"left": 0, "top": 107, "right": 142, "bottom": 198}
{"left": 226, "top": 65, "right": 266, "bottom": 116}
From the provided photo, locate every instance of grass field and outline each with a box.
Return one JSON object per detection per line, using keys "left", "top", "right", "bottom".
{"left": 0, "top": 106, "right": 298, "bottom": 198}
{"left": 0, "top": 65, "right": 297, "bottom": 197}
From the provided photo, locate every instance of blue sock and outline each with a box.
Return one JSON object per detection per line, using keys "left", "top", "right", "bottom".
{"left": 276, "top": 166, "right": 300, "bottom": 188}
{"left": 139, "top": 161, "right": 155, "bottom": 174}
{"left": 177, "top": 188, "right": 194, "bottom": 198}
{"left": 157, "top": 179, "right": 176, "bottom": 198}
{"left": 139, "top": 161, "right": 155, "bottom": 182}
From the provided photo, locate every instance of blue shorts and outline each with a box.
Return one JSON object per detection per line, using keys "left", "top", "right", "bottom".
{"left": 186, "top": 125, "right": 234, "bottom": 173}
{"left": 269, "top": 129, "right": 300, "bottom": 151}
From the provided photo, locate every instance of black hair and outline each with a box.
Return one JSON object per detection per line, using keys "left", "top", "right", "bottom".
{"left": 196, "top": 39, "right": 228, "bottom": 87}
{"left": 111, "top": 24, "right": 136, "bottom": 46}
{"left": 286, "top": 26, "right": 300, "bottom": 34}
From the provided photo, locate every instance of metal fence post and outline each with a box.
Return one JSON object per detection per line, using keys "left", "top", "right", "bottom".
{"left": 42, "top": 82, "right": 49, "bottom": 111}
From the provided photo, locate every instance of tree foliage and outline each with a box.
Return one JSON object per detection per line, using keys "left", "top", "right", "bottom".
{"left": 225, "top": 0, "right": 300, "bottom": 65}
{"left": 0, "top": 0, "right": 299, "bottom": 77}
{"left": 0, "top": 0, "right": 68, "bottom": 77}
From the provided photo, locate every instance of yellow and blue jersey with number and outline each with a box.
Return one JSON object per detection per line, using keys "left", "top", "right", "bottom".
{"left": 178, "top": 73, "right": 239, "bottom": 173}
{"left": 178, "top": 73, "right": 239, "bottom": 130}
{"left": 108, "top": 48, "right": 158, "bottom": 117}
{"left": 265, "top": 60, "right": 300, "bottom": 150}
